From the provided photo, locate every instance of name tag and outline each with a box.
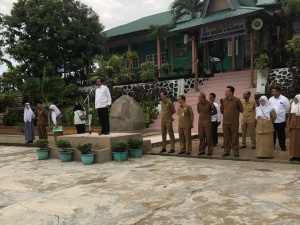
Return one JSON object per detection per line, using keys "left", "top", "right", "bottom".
{"left": 182, "top": 113, "right": 184, "bottom": 117}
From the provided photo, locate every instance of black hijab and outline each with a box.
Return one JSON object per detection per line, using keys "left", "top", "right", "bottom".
{"left": 73, "top": 101, "right": 84, "bottom": 111}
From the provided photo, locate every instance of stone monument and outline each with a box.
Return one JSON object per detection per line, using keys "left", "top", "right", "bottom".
{"left": 110, "top": 95, "right": 145, "bottom": 131}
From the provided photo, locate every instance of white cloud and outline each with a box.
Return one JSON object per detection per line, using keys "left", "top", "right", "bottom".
{"left": 0, "top": 0, "right": 173, "bottom": 74}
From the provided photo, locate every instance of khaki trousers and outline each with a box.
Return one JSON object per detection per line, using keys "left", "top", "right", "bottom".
{"left": 198, "top": 126, "right": 214, "bottom": 154}
{"left": 161, "top": 122, "right": 175, "bottom": 149}
{"left": 223, "top": 124, "right": 239, "bottom": 155}
{"left": 241, "top": 122, "right": 256, "bottom": 147}
{"left": 178, "top": 127, "right": 192, "bottom": 153}
{"left": 37, "top": 124, "right": 47, "bottom": 140}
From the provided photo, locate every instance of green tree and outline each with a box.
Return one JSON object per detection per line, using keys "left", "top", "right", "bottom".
{"left": 2, "top": 0, "right": 106, "bottom": 81}
{"left": 170, "top": 0, "right": 204, "bottom": 22}
{"left": 91, "top": 54, "right": 124, "bottom": 84}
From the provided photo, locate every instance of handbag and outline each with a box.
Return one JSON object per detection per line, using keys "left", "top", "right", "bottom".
{"left": 53, "top": 126, "right": 63, "bottom": 132}
{"left": 77, "top": 111, "right": 86, "bottom": 120}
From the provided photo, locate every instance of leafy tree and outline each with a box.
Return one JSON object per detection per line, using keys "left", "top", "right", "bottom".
{"left": 170, "top": 0, "right": 204, "bottom": 22}
{"left": 2, "top": 0, "right": 106, "bottom": 82}
{"left": 91, "top": 54, "right": 124, "bottom": 84}
{"left": 1, "top": 66, "right": 25, "bottom": 91}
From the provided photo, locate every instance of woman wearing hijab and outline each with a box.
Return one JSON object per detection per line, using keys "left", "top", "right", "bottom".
{"left": 73, "top": 100, "right": 86, "bottom": 134}
{"left": 255, "top": 96, "right": 277, "bottom": 158}
{"left": 49, "top": 104, "right": 62, "bottom": 144}
{"left": 24, "top": 103, "right": 35, "bottom": 143}
{"left": 287, "top": 94, "right": 300, "bottom": 161}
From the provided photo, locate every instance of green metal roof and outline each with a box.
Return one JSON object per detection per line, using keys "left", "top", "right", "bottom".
{"left": 231, "top": 0, "right": 256, "bottom": 7}
{"left": 256, "top": 0, "right": 278, "bottom": 6}
{"left": 171, "top": 6, "right": 263, "bottom": 32}
{"left": 105, "top": 11, "right": 190, "bottom": 38}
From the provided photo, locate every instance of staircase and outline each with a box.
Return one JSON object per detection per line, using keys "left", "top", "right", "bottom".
{"left": 148, "top": 70, "right": 258, "bottom": 133}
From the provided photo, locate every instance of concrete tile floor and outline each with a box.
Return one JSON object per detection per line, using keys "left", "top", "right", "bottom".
{"left": 0, "top": 146, "right": 300, "bottom": 225}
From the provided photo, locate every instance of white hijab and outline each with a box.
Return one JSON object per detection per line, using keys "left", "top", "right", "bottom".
{"left": 291, "top": 94, "right": 300, "bottom": 115}
{"left": 256, "top": 96, "right": 272, "bottom": 120}
{"left": 49, "top": 104, "right": 61, "bottom": 125}
{"left": 24, "top": 103, "right": 35, "bottom": 122}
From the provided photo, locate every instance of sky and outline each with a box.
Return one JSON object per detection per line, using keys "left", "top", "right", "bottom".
{"left": 0, "top": 0, "right": 174, "bottom": 74}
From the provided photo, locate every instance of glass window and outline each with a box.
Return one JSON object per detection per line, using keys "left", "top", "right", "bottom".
{"left": 132, "top": 57, "right": 139, "bottom": 69}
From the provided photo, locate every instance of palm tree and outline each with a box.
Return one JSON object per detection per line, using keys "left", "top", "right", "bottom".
{"left": 149, "top": 22, "right": 176, "bottom": 74}
{"left": 170, "top": 0, "right": 204, "bottom": 22}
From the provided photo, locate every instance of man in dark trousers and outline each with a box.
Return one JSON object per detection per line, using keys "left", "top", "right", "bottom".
{"left": 220, "top": 86, "right": 243, "bottom": 157}
{"left": 95, "top": 78, "right": 112, "bottom": 135}
{"left": 209, "top": 93, "right": 221, "bottom": 146}
{"left": 268, "top": 86, "right": 290, "bottom": 151}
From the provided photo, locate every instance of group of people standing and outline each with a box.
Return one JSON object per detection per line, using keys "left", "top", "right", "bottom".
{"left": 159, "top": 86, "right": 300, "bottom": 161}
{"left": 23, "top": 77, "right": 112, "bottom": 144}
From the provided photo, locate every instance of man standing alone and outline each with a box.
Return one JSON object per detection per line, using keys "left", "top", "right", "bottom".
{"left": 209, "top": 93, "right": 221, "bottom": 146}
{"left": 197, "top": 92, "right": 217, "bottom": 156}
{"left": 220, "top": 86, "right": 243, "bottom": 157}
{"left": 95, "top": 78, "right": 112, "bottom": 135}
{"left": 240, "top": 91, "right": 257, "bottom": 149}
{"left": 268, "top": 87, "right": 290, "bottom": 151}
{"left": 159, "top": 91, "right": 176, "bottom": 153}
{"left": 177, "top": 95, "right": 194, "bottom": 156}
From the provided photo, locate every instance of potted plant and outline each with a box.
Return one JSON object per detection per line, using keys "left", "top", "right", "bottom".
{"left": 34, "top": 139, "right": 49, "bottom": 160}
{"left": 76, "top": 143, "right": 95, "bottom": 165}
{"left": 111, "top": 140, "right": 129, "bottom": 162}
{"left": 56, "top": 139, "right": 73, "bottom": 162}
{"left": 128, "top": 137, "right": 143, "bottom": 158}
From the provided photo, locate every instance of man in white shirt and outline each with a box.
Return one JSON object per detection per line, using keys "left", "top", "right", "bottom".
{"left": 95, "top": 78, "right": 112, "bottom": 135}
{"left": 268, "top": 87, "right": 290, "bottom": 151}
{"left": 209, "top": 93, "right": 221, "bottom": 146}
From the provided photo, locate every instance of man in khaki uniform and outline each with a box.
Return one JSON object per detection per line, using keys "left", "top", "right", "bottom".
{"left": 240, "top": 91, "right": 257, "bottom": 149}
{"left": 197, "top": 92, "right": 217, "bottom": 156}
{"left": 220, "top": 86, "right": 243, "bottom": 157}
{"left": 159, "top": 91, "right": 176, "bottom": 153}
{"left": 177, "top": 95, "right": 194, "bottom": 156}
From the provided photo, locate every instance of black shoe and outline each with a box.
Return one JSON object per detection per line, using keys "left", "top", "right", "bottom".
{"left": 178, "top": 151, "right": 186, "bottom": 155}
{"left": 289, "top": 157, "right": 297, "bottom": 161}
{"left": 213, "top": 144, "right": 217, "bottom": 146}
{"left": 159, "top": 148, "right": 166, "bottom": 153}
{"left": 168, "top": 149, "right": 175, "bottom": 153}
{"left": 239, "top": 146, "right": 246, "bottom": 149}
{"left": 186, "top": 152, "right": 191, "bottom": 156}
{"left": 222, "top": 153, "right": 230, "bottom": 157}
{"left": 198, "top": 152, "right": 205, "bottom": 156}
{"left": 26, "top": 141, "right": 33, "bottom": 144}
{"left": 251, "top": 146, "right": 256, "bottom": 149}
{"left": 281, "top": 148, "right": 287, "bottom": 151}
{"left": 234, "top": 154, "right": 239, "bottom": 157}
{"left": 104, "top": 132, "right": 109, "bottom": 135}
{"left": 207, "top": 153, "right": 212, "bottom": 156}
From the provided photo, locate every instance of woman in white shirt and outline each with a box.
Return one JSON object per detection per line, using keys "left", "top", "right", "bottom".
{"left": 73, "top": 100, "right": 86, "bottom": 134}
{"left": 24, "top": 103, "right": 35, "bottom": 143}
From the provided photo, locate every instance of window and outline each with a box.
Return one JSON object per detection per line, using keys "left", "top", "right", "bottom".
{"left": 146, "top": 53, "right": 165, "bottom": 65}
{"left": 161, "top": 52, "right": 168, "bottom": 64}
{"left": 227, "top": 38, "right": 238, "bottom": 56}
{"left": 132, "top": 57, "right": 139, "bottom": 69}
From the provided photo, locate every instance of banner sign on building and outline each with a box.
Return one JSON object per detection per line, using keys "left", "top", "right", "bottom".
{"left": 200, "top": 19, "right": 246, "bottom": 43}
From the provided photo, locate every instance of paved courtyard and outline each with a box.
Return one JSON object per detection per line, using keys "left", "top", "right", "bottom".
{"left": 0, "top": 146, "right": 300, "bottom": 225}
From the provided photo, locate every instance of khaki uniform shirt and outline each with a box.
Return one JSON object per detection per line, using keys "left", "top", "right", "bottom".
{"left": 197, "top": 99, "right": 214, "bottom": 127}
{"left": 242, "top": 100, "right": 257, "bottom": 124}
{"left": 178, "top": 104, "right": 193, "bottom": 128}
{"left": 37, "top": 108, "right": 48, "bottom": 125}
{"left": 220, "top": 96, "right": 243, "bottom": 124}
{"left": 161, "top": 99, "right": 175, "bottom": 123}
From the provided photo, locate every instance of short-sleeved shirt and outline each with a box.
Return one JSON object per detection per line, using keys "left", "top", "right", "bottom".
{"left": 177, "top": 104, "right": 193, "bottom": 128}
{"left": 269, "top": 94, "right": 290, "bottom": 123}
{"left": 242, "top": 100, "right": 257, "bottom": 123}
{"left": 197, "top": 99, "right": 214, "bottom": 127}
{"left": 220, "top": 96, "right": 243, "bottom": 124}
{"left": 161, "top": 99, "right": 175, "bottom": 123}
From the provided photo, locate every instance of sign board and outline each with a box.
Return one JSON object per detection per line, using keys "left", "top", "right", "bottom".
{"left": 200, "top": 19, "right": 246, "bottom": 43}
